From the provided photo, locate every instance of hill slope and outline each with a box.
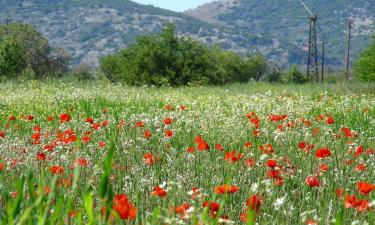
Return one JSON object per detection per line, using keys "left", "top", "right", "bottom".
{"left": 0, "top": 0, "right": 287, "bottom": 67}
{"left": 187, "top": 0, "right": 375, "bottom": 67}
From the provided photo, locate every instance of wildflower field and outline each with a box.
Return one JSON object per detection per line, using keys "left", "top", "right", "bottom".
{"left": 0, "top": 81, "right": 374, "bottom": 225}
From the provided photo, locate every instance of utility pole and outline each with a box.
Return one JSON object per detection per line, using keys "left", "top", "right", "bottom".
{"left": 321, "top": 35, "right": 325, "bottom": 83}
{"left": 344, "top": 19, "right": 352, "bottom": 81}
{"left": 4, "top": 18, "right": 12, "bottom": 35}
{"left": 307, "top": 15, "right": 319, "bottom": 82}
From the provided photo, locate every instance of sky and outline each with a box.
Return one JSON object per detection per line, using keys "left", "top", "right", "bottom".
{"left": 133, "top": 0, "right": 213, "bottom": 12}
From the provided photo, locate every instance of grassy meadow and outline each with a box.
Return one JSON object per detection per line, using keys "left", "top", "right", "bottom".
{"left": 0, "top": 81, "right": 374, "bottom": 224}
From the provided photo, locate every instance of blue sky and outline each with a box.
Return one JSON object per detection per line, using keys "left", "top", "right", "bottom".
{"left": 133, "top": 0, "right": 213, "bottom": 12}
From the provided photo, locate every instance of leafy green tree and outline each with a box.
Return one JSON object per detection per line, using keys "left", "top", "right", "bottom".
{"left": 0, "top": 23, "right": 70, "bottom": 78}
{"left": 100, "top": 24, "right": 269, "bottom": 86}
{"left": 0, "top": 37, "right": 27, "bottom": 78}
{"left": 354, "top": 39, "right": 375, "bottom": 82}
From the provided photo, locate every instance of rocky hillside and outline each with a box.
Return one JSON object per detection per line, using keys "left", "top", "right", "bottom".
{"left": 187, "top": 0, "right": 375, "bottom": 67}
{"left": 0, "top": 0, "right": 287, "bottom": 67}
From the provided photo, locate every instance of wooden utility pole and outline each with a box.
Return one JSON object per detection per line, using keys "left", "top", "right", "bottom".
{"left": 321, "top": 35, "right": 325, "bottom": 83}
{"left": 344, "top": 19, "right": 352, "bottom": 81}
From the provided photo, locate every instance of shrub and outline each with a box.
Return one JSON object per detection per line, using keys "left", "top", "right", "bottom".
{"left": 354, "top": 38, "right": 375, "bottom": 82}
{"left": 283, "top": 65, "right": 308, "bottom": 84}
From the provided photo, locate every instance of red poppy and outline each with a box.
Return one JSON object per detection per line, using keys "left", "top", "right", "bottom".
{"left": 357, "top": 181, "right": 375, "bottom": 195}
{"left": 59, "top": 113, "right": 71, "bottom": 123}
{"left": 0, "top": 163, "right": 4, "bottom": 171}
{"left": 163, "top": 118, "right": 173, "bottom": 125}
{"left": 187, "top": 147, "right": 195, "bottom": 154}
{"left": 259, "top": 144, "right": 274, "bottom": 154}
{"left": 50, "top": 166, "right": 64, "bottom": 175}
{"left": 245, "top": 158, "right": 256, "bottom": 167}
{"left": 269, "top": 114, "right": 287, "bottom": 122}
{"left": 151, "top": 186, "right": 167, "bottom": 197}
{"left": 306, "top": 176, "right": 320, "bottom": 187}
{"left": 113, "top": 194, "right": 137, "bottom": 220}
{"left": 26, "top": 115, "right": 34, "bottom": 121}
{"left": 215, "top": 144, "right": 224, "bottom": 151}
{"left": 326, "top": 116, "right": 335, "bottom": 124}
{"left": 266, "top": 159, "right": 277, "bottom": 168}
{"left": 164, "top": 129, "right": 174, "bottom": 138}
{"left": 306, "top": 218, "right": 318, "bottom": 225}
{"left": 135, "top": 121, "right": 144, "bottom": 128}
{"left": 76, "top": 158, "right": 89, "bottom": 167}
{"left": 246, "top": 194, "right": 263, "bottom": 212}
{"left": 180, "top": 105, "right": 187, "bottom": 111}
{"left": 267, "top": 170, "right": 280, "bottom": 179}
{"left": 81, "top": 135, "right": 91, "bottom": 143}
{"left": 99, "top": 141, "right": 106, "bottom": 148}
{"left": 355, "top": 163, "right": 366, "bottom": 172}
{"left": 195, "top": 136, "right": 210, "bottom": 151}
{"left": 36, "top": 152, "right": 46, "bottom": 161}
{"left": 225, "top": 150, "right": 244, "bottom": 163}
{"left": 318, "top": 164, "right": 329, "bottom": 173}
{"left": 143, "top": 153, "right": 155, "bottom": 166}
{"left": 143, "top": 130, "right": 152, "bottom": 139}
{"left": 164, "top": 104, "right": 174, "bottom": 110}
{"left": 8, "top": 115, "right": 16, "bottom": 121}
{"left": 214, "top": 184, "right": 239, "bottom": 194}
{"left": 202, "top": 201, "right": 220, "bottom": 218}
{"left": 0, "top": 131, "right": 5, "bottom": 138}
{"left": 244, "top": 141, "right": 253, "bottom": 148}
{"left": 354, "top": 146, "right": 364, "bottom": 158}
{"left": 298, "top": 141, "right": 306, "bottom": 149}
{"left": 175, "top": 203, "right": 191, "bottom": 218}
{"left": 315, "top": 148, "right": 331, "bottom": 159}
{"left": 85, "top": 117, "right": 94, "bottom": 124}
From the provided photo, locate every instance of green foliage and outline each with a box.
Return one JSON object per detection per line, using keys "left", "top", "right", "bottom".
{"left": 354, "top": 39, "right": 375, "bottom": 82}
{"left": 283, "top": 65, "right": 309, "bottom": 84}
{"left": 0, "top": 23, "right": 70, "bottom": 79}
{"left": 0, "top": 37, "right": 27, "bottom": 78}
{"left": 100, "top": 24, "right": 269, "bottom": 86}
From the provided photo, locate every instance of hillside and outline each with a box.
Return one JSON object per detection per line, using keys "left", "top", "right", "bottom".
{"left": 187, "top": 0, "right": 375, "bottom": 67}
{"left": 0, "top": 0, "right": 287, "bottom": 67}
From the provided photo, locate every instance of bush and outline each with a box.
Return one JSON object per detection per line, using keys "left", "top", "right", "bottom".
{"left": 283, "top": 65, "right": 308, "bottom": 84}
{"left": 100, "top": 24, "right": 269, "bottom": 86}
{"left": 354, "top": 38, "right": 375, "bottom": 82}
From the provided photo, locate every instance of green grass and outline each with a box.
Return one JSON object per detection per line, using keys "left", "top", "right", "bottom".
{"left": 0, "top": 81, "right": 374, "bottom": 224}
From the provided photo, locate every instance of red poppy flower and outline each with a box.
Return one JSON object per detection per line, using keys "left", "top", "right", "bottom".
{"left": 355, "top": 163, "right": 366, "bottom": 172}
{"left": 266, "top": 159, "right": 277, "bottom": 168}
{"left": 357, "top": 181, "right": 375, "bottom": 195}
{"left": 8, "top": 115, "right": 16, "bottom": 121}
{"left": 259, "top": 144, "right": 274, "bottom": 154}
{"left": 26, "top": 115, "right": 34, "bottom": 121}
{"left": 0, "top": 131, "right": 5, "bottom": 138}
{"left": 195, "top": 136, "right": 210, "bottom": 151}
{"left": 318, "top": 164, "right": 329, "bottom": 173}
{"left": 76, "top": 158, "right": 89, "bottom": 167}
{"left": 175, "top": 203, "right": 191, "bottom": 218}
{"left": 113, "top": 194, "right": 137, "bottom": 220}
{"left": 214, "top": 184, "right": 239, "bottom": 194}
{"left": 245, "top": 158, "right": 256, "bottom": 167}
{"left": 151, "top": 186, "right": 167, "bottom": 197}
{"left": 306, "top": 176, "right": 320, "bottom": 187}
{"left": 244, "top": 141, "right": 253, "bottom": 148}
{"left": 215, "top": 144, "right": 224, "bottom": 151}
{"left": 269, "top": 114, "right": 287, "bottom": 122}
{"left": 298, "top": 141, "right": 306, "bottom": 149}
{"left": 59, "top": 113, "right": 71, "bottom": 123}
{"left": 267, "top": 170, "right": 280, "bottom": 179}
{"left": 0, "top": 163, "right": 5, "bottom": 171}
{"left": 326, "top": 116, "right": 335, "bottom": 124}
{"left": 315, "top": 148, "right": 331, "bottom": 159}
{"left": 36, "top": 152, "right": 46, "bottom": 161}
{"left": 187, "top": 147, "right": 195, "bottom": 154}
{"left": 164, "top": 129, "right": 174, "bottom": 138}
{"left": 163, "top": 118, "right": 173, "bottom": 125}
{"left": 202, "top": 201, "right": 220, "bottom": 218}
{"left": 164, "top": 104, "right": 174, "bottom": 110}
{"left": 341, "top": 127, "right": 355, "bottom": 138}
{"left": 135, "top": 121, "right": 144, "bottom": 128}
{"left": 225, "top": 150, "right": 244, "bottom": 163}
{"left": 50, "top": 166, "right": 64, "bottom": 175}
{"left": 143, "top": 130, "right": 152, "bottom": 139}
{"left": 85, "top": 117, "right": 94, "bottom": 124}
{"left": 99, "top": 141, "right": 106, "bottom": 148}
{"left": 246, "top": 194, "right": 263, "bottom": 212}
{"left": 143, "top": 153, "right": 155, "bottom": 165}
{"left": 306, "top": 218, "right": 318, "bottom": 225}
{"left": 180, "top": 105, "right": 187, "bottom": 111}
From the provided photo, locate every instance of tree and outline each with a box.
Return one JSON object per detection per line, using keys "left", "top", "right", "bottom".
{"left": 0, "top": 23, "right": 70, "bottom": 78}
{"left": 283, "top": 65, "right": 308, "bottom": 84}
{"left": 354, "top": 38, "right": 375, "bottom": 82}
{"left": 0, "top": 37, "right": 27, "bottom": 78}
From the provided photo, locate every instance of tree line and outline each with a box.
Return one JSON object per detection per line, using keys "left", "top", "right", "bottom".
{"left": 1, "top": 23, "right": 374, "bottom": 84}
